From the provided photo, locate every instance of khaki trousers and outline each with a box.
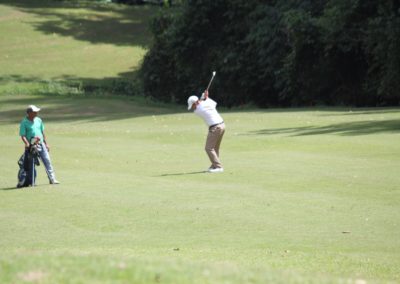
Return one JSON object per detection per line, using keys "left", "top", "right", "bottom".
{"left": 205, "top": 123, "right": 225, "bottom": 168}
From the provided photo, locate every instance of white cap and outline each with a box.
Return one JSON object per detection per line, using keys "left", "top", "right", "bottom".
{"left": 187, "top": 96, "right": 198, "bottom": 110}
{"left": 27, "top": 105, "right": 41, "bottom": 112}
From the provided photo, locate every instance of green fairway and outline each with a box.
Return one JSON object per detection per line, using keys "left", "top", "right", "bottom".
{"left": 1, "top": 94, "right": 400, "bottom": 283}
{"left": 1, "top": 1, "right": 400, "bottom": 283}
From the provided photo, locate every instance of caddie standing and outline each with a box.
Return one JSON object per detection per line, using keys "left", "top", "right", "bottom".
{"left": 19, "top": 105, "right": 60, "bottom": 185}
{"left": 187, "top": 90, "right": 225, "bottom": 173}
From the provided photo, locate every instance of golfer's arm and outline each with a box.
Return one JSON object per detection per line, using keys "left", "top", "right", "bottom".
{"left": 42, "top": 132, "right": 47, "bottom": 145}
{"left": 21, "top": 136, "right": 29, "bottom": 147}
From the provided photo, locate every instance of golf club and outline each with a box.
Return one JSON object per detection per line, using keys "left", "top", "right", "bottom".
{"left": 206, "top": 71, "right": 216, "bottom": 91}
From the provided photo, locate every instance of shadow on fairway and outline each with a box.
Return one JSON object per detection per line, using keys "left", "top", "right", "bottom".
{"left": 0, "top": 0, "right": 158, "bottom": 48}
{"left": 248, "top": 119, "right": 400, "bottom": 136}
{"left": 0, "top": 76, "right": 183, "bottom": 125}
{"left": 0, "top": 187, "right": 19, "bottom": 191}
{"left": 0, "top": 184, "right": 54, "bottom": 190}
{"left": 157, "top": 171, "right": 207, "bottom": 177}
{"left": 0, "top": 70, "right": 141, "bottom": 91}
{"left": 318, "top": 109, "right": 400, "bottom": 116}
{"left": 0, "top": 97, "right": 179, "bottom": 124}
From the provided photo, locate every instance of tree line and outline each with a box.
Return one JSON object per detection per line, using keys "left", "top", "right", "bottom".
{"left": 140, "top": 0, "right": 400, "bottom": 107}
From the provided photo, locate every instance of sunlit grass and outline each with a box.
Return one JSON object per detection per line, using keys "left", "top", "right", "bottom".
{"left": 1, "top": 93, "right": 400, "bottom": 283}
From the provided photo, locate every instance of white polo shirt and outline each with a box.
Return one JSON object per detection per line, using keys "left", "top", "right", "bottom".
{"left": 194, "top": 98, "right": 223, "bottom": 127}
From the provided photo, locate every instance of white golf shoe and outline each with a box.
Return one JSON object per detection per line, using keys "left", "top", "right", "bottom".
{"left": 207, "top": 167, "right": 224, "bottom": 173}
{"left": 50, "top": 179, "right": 60, "bottom": 185}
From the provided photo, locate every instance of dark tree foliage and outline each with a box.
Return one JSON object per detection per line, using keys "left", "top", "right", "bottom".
{"left": 140, "top": 0, "right": 400, "bottom": 107}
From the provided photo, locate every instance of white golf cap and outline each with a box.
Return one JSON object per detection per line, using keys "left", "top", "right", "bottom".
{"left": 27, "top": 105, "right": 41, "bottom": 112}
{"left": 187, "top": 95, "right": 198, "bottom": 110}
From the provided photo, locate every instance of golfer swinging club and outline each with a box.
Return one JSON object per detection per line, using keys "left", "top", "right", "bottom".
{"left": 187, "top": 90, "right": 225, "bottom": 173}
{"left": 19, "top": 105, "right": 60, "bottom": 185}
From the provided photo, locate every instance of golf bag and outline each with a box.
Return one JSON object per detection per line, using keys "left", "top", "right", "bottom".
{"left": 17, "top": 144, "right": 40, "bottom": 188}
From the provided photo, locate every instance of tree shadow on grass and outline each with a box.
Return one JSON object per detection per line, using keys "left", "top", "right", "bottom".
{"left": 0, "top": 94, "right": 182, "bottom": 125}
{"left": 0, "top": 75, "right": 184, "bottom": 125}
{"left": 248, "top": 119, "right": 400, "bottom": 136}
{"left": 0, "top": 71, "right": 190, "bottom": 125}
{"left": 0, "top": 0, "right": 158, "bottom": 47}
{"left": 317, "top": 109, "right": 400, "bottom": 116}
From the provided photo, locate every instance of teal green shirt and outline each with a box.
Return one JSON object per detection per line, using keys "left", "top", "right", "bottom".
{"left": 19, "top": 117, "right": 44, "bottom": 142}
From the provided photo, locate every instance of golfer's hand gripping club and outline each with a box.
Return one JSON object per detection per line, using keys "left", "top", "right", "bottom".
{"left": 201, "top": 90, "right": 210, "bottom": 100}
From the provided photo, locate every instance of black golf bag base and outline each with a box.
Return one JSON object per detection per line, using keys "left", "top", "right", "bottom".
{"left": 17, "top": 147, "right": 40, "bottom": 188}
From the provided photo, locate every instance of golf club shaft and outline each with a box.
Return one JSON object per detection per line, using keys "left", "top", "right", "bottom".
{"left": 32, "top": 154, "right": 35, "bottom": 187}
{"left": 206, "top": 72, "right": 216, "bottom": 91}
